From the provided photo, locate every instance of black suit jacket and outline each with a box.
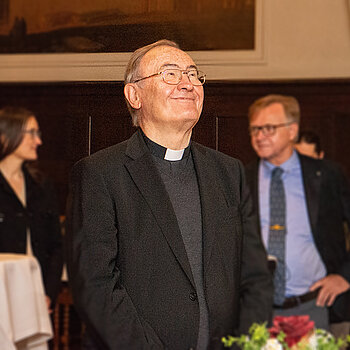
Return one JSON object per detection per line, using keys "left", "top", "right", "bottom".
{"left": 245, "top": 153, "right": 350, "bottom": 321}
{"left": 0, "top": 166, "right": 63, "bottom": 302}
{"left": 66, "top": 130, "right": 273, "bottom": 350}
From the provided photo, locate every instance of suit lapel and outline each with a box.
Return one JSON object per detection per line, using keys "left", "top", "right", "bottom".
{"left": 0, "top": 166, "right": 38, "bottom": 209}
{"left": 299, "top": 154, "right": 322, "bottom": 236}
{"left": 246, "top": 160, "right": 260, "bottom": 223}
{"left": 191, "top": 144, "right": 230, "bottom": 272}
{"left": 124, "top": 131, "right": 195, "bottom": 287}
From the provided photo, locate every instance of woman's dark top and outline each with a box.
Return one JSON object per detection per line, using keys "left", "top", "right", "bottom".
{"left": 0, "top": 165, "right": 63, "bottom": 303}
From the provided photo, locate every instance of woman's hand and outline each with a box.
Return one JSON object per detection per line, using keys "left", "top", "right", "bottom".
{"left": 45, "top": 295, "right": 53, "bottom": 314}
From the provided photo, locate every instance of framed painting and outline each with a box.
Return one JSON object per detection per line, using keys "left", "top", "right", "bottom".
{"left": 0, "top": 0, "right": 267, "bottom": 81}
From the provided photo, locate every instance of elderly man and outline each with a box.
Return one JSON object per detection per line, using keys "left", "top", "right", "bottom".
{"left": 66, "top": 40, "right": 272, "bottom": 350}
{"left": 245, "top": 94, "right": 350, "bottom": 331}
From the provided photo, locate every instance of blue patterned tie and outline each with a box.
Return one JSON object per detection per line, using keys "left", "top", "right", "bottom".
{"left": 268, "top": 167, "right": 286, "bottom": 306}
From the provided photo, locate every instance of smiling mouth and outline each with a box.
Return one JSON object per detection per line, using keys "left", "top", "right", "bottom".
{"left": 173, "top": 97, "right": 195, "bottom": 101}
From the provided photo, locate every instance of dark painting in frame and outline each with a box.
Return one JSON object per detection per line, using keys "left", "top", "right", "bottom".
{"left": 0, "top": 0, "right": 266, "bottom": 82}
{"left": 0, "top": 0, "right": 255, "bottom": 53}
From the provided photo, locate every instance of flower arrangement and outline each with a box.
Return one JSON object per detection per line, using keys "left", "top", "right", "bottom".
{"left": 222, "top": 316, "right": 350, "bottom": 350}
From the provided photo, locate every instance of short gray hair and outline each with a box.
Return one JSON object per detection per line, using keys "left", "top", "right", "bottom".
{"left": 124, "top": 39, "right": 180, "bottom": 127}
{"left": 248, "top": 94, "right": 300, "bottom": 125}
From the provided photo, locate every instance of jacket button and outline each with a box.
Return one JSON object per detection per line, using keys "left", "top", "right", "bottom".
{"left": 189, "top": 292, "right": 197, "bottom": 301}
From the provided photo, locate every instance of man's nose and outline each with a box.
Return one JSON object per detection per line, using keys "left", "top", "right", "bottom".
{"left": 177, "top": 72, "right": 194, "bottom": 90}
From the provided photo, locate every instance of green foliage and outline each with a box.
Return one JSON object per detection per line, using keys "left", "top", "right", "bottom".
{"left": 222, "top": 323, "right": 350, "bottom": 350}
{"left": 222, "top": 323, "right": 270, "bottom": 350}
{"left": 314, "top": 329, "right": 347, "bottom": 350}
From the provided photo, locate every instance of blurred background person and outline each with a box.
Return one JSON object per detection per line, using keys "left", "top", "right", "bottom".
{"left": 0, "top": 106, "right": 63, "bottom": 312}
{"left": 294, "top": 130, "right": 324, "bottom": 159}
{"left": 245, "top": 94, "right": 350, "bottom": 333}
{"left": 296, "top": 129, "right": 350, "bottom": 339}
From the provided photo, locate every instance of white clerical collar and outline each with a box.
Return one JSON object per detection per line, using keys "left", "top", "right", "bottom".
{"left": 164, "top": 148, "right": 185, "bottom": 161}
{"left": 141, "top": 129, "right": 190, "bottom": 161}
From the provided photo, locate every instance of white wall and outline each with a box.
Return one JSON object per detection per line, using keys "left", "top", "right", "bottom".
{"left": 1, "top": 0, "right": 350, "bottom": 82}
{"left": 215, "top": 0, "right": 350, "bottom": 80}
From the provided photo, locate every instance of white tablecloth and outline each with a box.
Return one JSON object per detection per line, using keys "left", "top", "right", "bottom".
{"left": 0, "top": 254, "right": 53, "bottom": 350}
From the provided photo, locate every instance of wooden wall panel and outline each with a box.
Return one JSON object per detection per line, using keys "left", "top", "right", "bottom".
{"left": 38, "top": 111, "right": 90, "bottom": 207}
{"left": 205, "top": 80, "right": 350, "bottom": 177}
{"left": 91, "top": 112, "right": 134, "bottom": 154}
{"left": 192, "top": 108, "right": 217, "bottom": 150}
{"left": 0, "top": 79, "right": 349, "bottom": 213}
{"left": 217, "top": 116, "right": 254, "bottom": 162}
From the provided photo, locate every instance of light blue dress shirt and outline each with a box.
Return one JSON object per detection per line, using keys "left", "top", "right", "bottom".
{"left": 259, "top": 151, "right": 326, "bottom": 297}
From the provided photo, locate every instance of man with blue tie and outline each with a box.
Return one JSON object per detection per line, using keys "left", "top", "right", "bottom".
{"left": 245, "top": 94, "right": 350, "bottom": 330}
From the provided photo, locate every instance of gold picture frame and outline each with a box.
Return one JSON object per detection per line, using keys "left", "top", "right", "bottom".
{"left": 0, "top": 0, "right": 267, "bottom": 82}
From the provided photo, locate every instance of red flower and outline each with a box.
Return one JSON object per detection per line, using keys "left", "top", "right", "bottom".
{"left": 269, "top": 315, "right": 315, "bottom": 347}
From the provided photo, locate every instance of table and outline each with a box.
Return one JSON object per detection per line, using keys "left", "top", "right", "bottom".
{"left": 0, "top": 254, "right": 53, "bottom": 350}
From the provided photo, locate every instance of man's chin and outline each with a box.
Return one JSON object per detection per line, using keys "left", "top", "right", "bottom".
{"left": 169, "top": 111, "right": 199, "bottom": 123}
{"left": 255, "top": 150, "right": 271, "bottom": 160}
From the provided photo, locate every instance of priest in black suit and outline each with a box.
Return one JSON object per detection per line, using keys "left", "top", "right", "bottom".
{"left": 245, "top": 94, "right": 350, "bottom": 331}
{"left": 66, "top": 40, "right": 273, "bottom": 350}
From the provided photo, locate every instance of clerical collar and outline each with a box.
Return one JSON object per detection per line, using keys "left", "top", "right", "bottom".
{"left": 141, "top": 129, "right": 191, "bottom": 161}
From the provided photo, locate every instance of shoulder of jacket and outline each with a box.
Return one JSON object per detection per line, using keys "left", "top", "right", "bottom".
{"left": 75, "top": 140, "right": 128, "bottom": 168}
{"left": 192, "top": 141, "right": 241, "bottom": 165}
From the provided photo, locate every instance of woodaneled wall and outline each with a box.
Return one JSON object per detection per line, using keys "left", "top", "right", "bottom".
{"left": 0, "top": 79, "right": 349, "bottom": 213}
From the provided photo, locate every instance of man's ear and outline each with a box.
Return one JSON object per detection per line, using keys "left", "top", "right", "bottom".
{"left": 124, "top": 84, "right": 141, "bottom": 110}
{"left": 289, "top": 122, "right": 299, "bottom": 141}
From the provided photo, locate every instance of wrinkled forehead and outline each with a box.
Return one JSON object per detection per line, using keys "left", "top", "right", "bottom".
{"left": 251, "top": 103, "right": 287, "bottom": 123}
{"left": 139, "top": 46, "right": 197, "bottom": 75}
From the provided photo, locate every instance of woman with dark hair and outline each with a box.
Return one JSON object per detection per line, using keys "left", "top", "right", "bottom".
{"left": 0, "top": 106, "right": 63, "bottom": 311}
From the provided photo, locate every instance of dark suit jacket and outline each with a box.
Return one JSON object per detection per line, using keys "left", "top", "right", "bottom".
{"left": 245, "top": 153, "right": 350, "bottom": 322}
{"left": 66, "top": 130, "right": 273, "bottom": 350}
{"left": 0, "top": 166, "right": 63, "bottom": 302}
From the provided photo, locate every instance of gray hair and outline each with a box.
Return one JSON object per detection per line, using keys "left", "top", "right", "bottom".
{"left": 124, "top": 39, "right": 180, "bottom": 127}
{"left": 248, "top": 94, "right": 300, "bottom": 125}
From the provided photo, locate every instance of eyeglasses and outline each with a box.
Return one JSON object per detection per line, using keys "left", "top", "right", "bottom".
{"left": 249, "top": 122, "right": 294, "bottom": 137}
{"left": 23, "top": 129, "right": 42, "bottom": 139}
{"left": 133, "top": 68, "right": 206, "bottom": 86}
